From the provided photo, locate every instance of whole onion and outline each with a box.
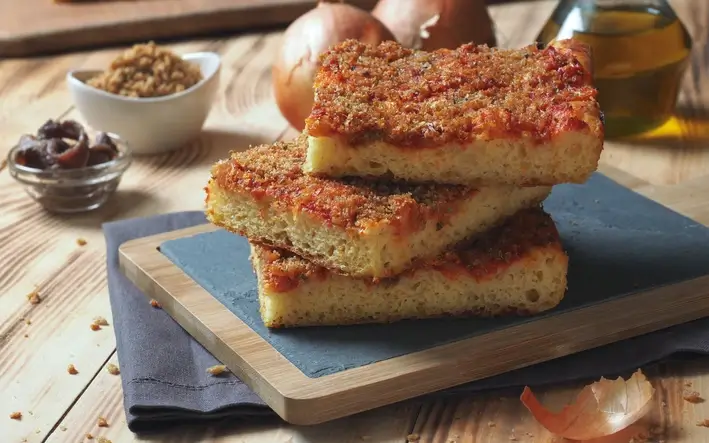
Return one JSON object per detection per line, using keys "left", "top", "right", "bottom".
{"left": 272, "top": 1, "right": 395, "bottom": 131}
{"left": 371, "top": 0, "right": 497, "bottom": 51}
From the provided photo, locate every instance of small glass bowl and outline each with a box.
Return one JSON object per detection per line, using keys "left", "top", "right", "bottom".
{"left": 7, "top": 134, "right": 132, "bottom": 214}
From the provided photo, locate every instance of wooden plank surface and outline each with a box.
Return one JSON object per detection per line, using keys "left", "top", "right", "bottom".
{"left": 0, "top": 0, "right": 377, "bottom": 58}
{"left": 0, "top": 33, "right": 292, "bottom": 443}
{"left": 1, "top": 0, "right": 709, "bottom": 441}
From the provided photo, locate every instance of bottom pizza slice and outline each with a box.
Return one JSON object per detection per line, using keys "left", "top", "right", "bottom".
{"left": 249, "top": 207, "right": 568, "bottom": 328}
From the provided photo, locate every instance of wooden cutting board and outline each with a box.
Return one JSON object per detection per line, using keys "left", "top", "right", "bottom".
{"left": 0, "top": 0, "right": 377, "bottom": 57}
{"left": 119, "top": 173, "right": 709, "bottom": 426}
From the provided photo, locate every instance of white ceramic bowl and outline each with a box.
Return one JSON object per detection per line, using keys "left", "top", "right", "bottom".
{"left": 67, "top": 52, "right": 221, "bottom": 155}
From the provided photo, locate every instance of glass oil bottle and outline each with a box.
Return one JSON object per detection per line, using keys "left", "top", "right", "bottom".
{"left": 536, "top": 0, "right": 692, "bottom": 138}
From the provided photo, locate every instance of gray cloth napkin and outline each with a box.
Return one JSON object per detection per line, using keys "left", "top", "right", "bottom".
{"left": 104, "top": 212, "right": 269, "bottom": 433}
{"left": 104, "top": 211, "right": 709, "bottom": 433}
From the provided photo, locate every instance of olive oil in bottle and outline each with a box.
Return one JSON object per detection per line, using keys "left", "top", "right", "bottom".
{"left": 537, "top": 0, "right": 692, "bottom": 138}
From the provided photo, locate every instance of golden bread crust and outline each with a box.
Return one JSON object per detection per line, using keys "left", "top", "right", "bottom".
{"left": 210, "top": 134, "right": 475, "bottom": 234}
{"left": 304, "top": 39, "right": 602, "bottom": 148}
{"left": 253, "top": 208, "right": 563, "bottom": 293}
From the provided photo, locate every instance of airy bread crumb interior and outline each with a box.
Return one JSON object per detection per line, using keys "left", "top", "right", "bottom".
{"left": 250, "top": 209, "right": 569, "bottom": 328}
{"left": 206, "top": 180, "right": 550, "bottom": 278}
{"left": 305, "top": 131, "right": 602, "bottom": 186}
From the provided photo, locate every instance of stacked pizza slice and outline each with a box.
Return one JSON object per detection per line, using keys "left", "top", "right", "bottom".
{"left": 205, "top": 38, "right": 604, "bottom": 328}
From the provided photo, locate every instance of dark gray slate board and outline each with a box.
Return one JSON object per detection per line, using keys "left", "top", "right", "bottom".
{"left": 159, "top": 173, "right": 709, "bottom": 378}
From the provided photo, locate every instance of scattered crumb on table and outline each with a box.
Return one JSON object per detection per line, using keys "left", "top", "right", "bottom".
{"left": 685, "top": 381, "right": 693, "bottom": 387}
{"left": 25, "top": 318, "right": 31, "bottom": 325}
{"left": 206, "top": 364, "right": 228, "bottom": 376}
{"left": 406, "top": 434, "right": 420, "bottom": 442}
{"left": 60, "top": 425, "right": 67, "bottom": 431}
{"left": 9, "top": 411, "right": 22, "bottom": 420}
{"left": 150, "top": 299, "right": 162, "bottom": 309}
{"left": 97, "top": 416, "right": 109, "bottom": 427}
{"left": 76, "top": 238, "right": 88, "bottom": 246}
{"left": 487, "top": 421, "right": 496, "bottom": 427}
{"left": 93, "top": 316, "right": 109, "bottom": 326}
{"left": 67, "top": 364, "right": 78, "bottom": 375}
{"left": 90, "top": 323, "right": 101, "bottom": 331}
{"left": 27, "top": 290, "right": 41, "bottom": 305}
{"left": 696, "top": 419, "right": 709, "bottom": 427}
{"left": 97, "top": 438, "right": 112, "bottom": 443}
{"left": 86, "top": 433, "right": 94, "bottom": 440}
{"left": 106, "top": 363, "right": 120, "bottom": 375}
{"left": 683, "top": 391, "right": 704, "bottom": 403}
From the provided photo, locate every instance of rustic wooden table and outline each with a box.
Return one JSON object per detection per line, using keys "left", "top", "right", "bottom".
{"left": 2, "top": 0, "right": 709, "bottom": 442}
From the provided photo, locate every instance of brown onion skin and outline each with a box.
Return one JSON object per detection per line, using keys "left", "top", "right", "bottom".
{"left": 371, "top": 0, "right": 497, "bottom": 51}
{"left": 272, "top": 1, "right": 395, "bottom": 131}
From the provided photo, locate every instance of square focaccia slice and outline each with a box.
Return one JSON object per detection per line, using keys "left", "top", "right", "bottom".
{"left": 206, "top": 135, "right": 551, "bottom": 278}
{"left": 250, "top": 208, "right": 568, "bottom": 328}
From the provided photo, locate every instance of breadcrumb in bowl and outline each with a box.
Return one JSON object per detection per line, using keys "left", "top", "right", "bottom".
{"left": 87, "top": 42, "right": 204, "bottom": 99}
{"left": 66, "top": 47, "right": 221, "bottom": 155}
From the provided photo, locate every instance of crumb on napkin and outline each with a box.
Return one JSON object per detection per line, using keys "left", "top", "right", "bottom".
{"left": 206, "top": 364, "right": 229, "bottom": 376}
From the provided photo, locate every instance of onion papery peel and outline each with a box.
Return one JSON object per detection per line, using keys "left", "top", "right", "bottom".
{"left": 520, "top": 369, "right": 655, "bottom": 441}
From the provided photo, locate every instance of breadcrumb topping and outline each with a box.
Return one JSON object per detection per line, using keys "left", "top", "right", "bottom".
{"left": 252, "top": 244, "right": 331, "bottom": 292}
{"left": 254, "top": 208, "right": 561, "bottom": 292}
{"left": 211, "top": 134, "right": 475, "bottom": 233}
{"left": 305, "top": 39, "right": 601, "bottom": 147}
{"left": 428, "top": 209, "right": 562, "bottom": 284}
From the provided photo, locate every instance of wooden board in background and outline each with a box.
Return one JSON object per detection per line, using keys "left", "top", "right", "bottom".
{"left": 0, "top": 0, "right": 378, "bottom": 57}
{"left": 119, "top": 224, "right": 709, "bottom": 426}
